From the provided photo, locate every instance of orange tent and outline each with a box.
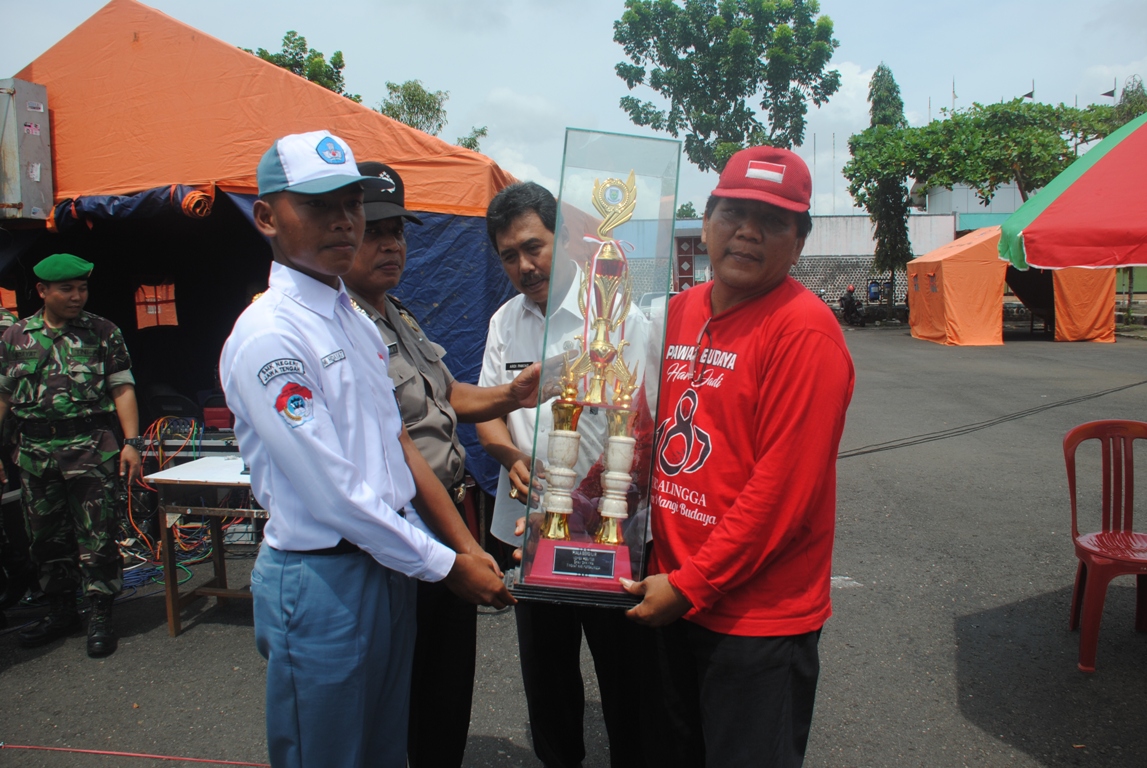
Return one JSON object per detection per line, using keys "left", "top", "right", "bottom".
{"left": 15, "top": 0, "right": 513, "bottom": 217}
{"left": 909, "top": 227, "right": 1115, "bottom": 345}
{"left": 908, "top": 227, "right": 1007, "bottom": 346}
{"left": 1050, "top": 268, "right": 1116, "bottom": 342}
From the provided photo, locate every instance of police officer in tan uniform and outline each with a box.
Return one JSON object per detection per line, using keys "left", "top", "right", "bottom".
{"left": 343, "top": 162, "right": 539, "bottom": 768}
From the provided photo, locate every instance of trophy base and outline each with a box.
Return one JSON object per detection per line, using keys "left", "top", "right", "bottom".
{"left": 507, "top": 568, "right": 640, "bottom": 609}
{"left": 509, "top": 538, "right": 639, "bottom": 608}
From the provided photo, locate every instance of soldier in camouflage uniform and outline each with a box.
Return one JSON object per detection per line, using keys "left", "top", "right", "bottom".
{"left": 0, "top": 254, "right": 142, "bottom": 657}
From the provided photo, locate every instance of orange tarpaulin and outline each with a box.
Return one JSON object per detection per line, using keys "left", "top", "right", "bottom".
{"left": 1053, "top": 268, "right": 1116, "bottom": 342}
{"left": 135, "top": 283, "right": 177, "bottom": 328}
{"left": 908, "top": 227, "right": 1007, "bottom": 346}
{"left": 15, "top": 0, "right": 514, "bottom": 217}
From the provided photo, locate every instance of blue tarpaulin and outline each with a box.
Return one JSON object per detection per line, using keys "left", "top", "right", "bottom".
{"left": 52, "top": 185, "right": 216, "bottom": 231}
{"left": 395, "top": 211, "right": 518, "bottom": 494}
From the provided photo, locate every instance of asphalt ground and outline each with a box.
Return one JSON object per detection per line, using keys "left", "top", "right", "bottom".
{"left": 1, "top": 326, "right": 1145, "bottom": 767}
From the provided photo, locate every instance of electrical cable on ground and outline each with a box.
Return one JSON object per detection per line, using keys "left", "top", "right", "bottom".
{"left": 838, "top": 378, "right": 1147, "bottom": 459}
{"left": 0, "top": 742, "right": 269, "bottom": 766}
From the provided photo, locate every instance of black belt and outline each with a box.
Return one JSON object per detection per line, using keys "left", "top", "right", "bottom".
{"left": 20, "top": 413, "right": 116, "bottom": 440}
{"left": 299, "top": 539, "right": 362, "bottom": 556}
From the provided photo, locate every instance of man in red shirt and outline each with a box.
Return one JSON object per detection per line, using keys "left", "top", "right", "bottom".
{"left": 624, "top": 146, "right": 855, "bottom": 767}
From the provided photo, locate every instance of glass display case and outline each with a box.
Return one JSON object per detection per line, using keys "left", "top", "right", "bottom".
{"left": 507, "top": 128, "right": 680, "bottom": 607}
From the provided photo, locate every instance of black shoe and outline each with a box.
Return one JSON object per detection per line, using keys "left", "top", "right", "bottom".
{"left": 86, "top": 594, "right": 117, "bottom": 658}
{"left": 0, "top": 563, "right": 36, "bottom": 611}
{"left": 18, "top": 593, "right": 81, "bottom": 648}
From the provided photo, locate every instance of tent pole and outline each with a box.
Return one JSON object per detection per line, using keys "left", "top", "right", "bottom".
{"left": 1126, "top": 267, "right": 1135, "bottom": 326}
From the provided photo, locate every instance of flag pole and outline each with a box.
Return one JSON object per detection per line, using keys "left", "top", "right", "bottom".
{"left": 832, "top": 132, "right": 836, "bottom": 215}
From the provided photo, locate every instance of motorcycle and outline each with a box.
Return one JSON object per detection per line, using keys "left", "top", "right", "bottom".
{"left": 839, "top": 292, "right": 865, "bottom": 327}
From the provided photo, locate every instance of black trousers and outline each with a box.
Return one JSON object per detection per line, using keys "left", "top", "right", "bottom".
{"left": 644, "top": 621, "right": 821, "bottom": 768}
{"left": 516, "top": 601, "right": 648, "bottom": 768}
{"left": 407, "top": 578, "right": 478, "bottom": 768}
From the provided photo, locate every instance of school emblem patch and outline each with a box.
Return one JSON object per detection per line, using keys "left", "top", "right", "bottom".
{"left": 315, "top": 136, "right": 346, "bottom": 165}
{"left": 275, "top": 382, "right": 314, "bottom": 428}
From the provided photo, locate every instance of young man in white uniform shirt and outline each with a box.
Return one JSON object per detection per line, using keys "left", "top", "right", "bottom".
{"left": 477, "top": 182, "right": 652, "bottom": 768}
{"left": 220, "top": 131, "right": 512, "bottom": 768}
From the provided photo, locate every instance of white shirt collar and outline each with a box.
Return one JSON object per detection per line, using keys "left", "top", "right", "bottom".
{"left": 269, "top": 261, "right": 349, "bottom": 320}
{"left": 522, "top": 262, "right": 585, "bottom": 322}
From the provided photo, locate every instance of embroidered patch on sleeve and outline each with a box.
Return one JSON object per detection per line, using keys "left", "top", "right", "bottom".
{"left": 258, "top": 358, "right": 304, "bottom": 385}
{"left": 321, "top": 349, "right": 346, "bottom": 368}
{"left": 275, "top": 382, "right": 314, "bottom": 428}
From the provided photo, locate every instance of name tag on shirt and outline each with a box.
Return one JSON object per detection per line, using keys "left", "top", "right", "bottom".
{"left": 258, "top": 358, "right": 304, "bottom": 385}
{"left": 387, "top": 343, "right": 399, "bottom": 357}
{"left": 506, "top": 361, "right": 533, "bottom": 372}
{"left": 321, "top": 349, "right": 346, "bottom": 368}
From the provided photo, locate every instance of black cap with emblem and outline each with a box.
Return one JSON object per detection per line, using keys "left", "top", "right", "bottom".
{"left": 356, "top": 161, "right": 423, "bottom": 224}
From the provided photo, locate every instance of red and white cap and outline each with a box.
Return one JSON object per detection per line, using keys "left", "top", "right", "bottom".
{"left": 712, "top": 146, "right": 811, "bottom": 213}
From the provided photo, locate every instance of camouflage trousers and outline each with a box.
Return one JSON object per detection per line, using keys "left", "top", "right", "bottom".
{"left": 21, "top": 456, "right": 123, "bottom": 597}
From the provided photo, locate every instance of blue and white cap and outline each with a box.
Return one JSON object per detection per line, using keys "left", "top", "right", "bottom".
{"left": 257, "top": 130, "right": 387, "bottom": 196}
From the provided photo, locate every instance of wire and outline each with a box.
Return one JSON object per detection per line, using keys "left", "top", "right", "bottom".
{"left": 838, "top": 378, "right": 1147, "bottom": 459}
{"left": 153, "top": 562, "right": 195, "bottom": 586}
{"left": 0, "top": 742, "right": 270, "bottom": 766}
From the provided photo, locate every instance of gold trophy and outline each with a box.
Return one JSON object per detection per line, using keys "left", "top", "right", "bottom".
{"left": 539, "top": 171, "right": 642, "bottom": 545}
{"left": 540, "top": 360, "right": 583, "bottom": 540}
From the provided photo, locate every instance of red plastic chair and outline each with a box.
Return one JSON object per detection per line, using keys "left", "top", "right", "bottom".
{"left": 1064, "top": 420, "right": 1147, "bottom": 672}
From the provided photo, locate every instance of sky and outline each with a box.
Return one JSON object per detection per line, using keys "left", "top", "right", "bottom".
{"left": 2, "top": 0, "right": 1145, "bottom": 216}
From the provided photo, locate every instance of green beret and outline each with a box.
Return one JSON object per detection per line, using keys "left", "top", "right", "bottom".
{"left": 33, "top": 253, "right": 94, "bottom": 282}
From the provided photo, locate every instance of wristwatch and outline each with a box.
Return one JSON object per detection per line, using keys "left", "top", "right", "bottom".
{"left": 123, "top": 437, "right": 145, "bottom": 451}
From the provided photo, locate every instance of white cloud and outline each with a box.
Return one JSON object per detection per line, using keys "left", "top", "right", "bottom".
{"left": 484, "top": 144, "right": 559, "bottom": 191}
{"left": 412, "top": 0, "right": 511, "bottom": 31}
{"left": 476, "top": 87, "right": 569, "bottom": 146}
{"left": 815, "top": 61, "right": 876, "bottom": 127}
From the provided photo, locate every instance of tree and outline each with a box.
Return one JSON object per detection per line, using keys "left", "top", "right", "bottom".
{"left": 843, "top": 64, "right": 912, "bottom": 315}
{"left": 613, "top": 0, "right": 841, "bottom": 172}
{"left": 676, "top": 201, "right": 698, "bottom": 219}
{"left": 1114, "top": 75, "right": 1147, "bottom": 128}
{"left": 906, "top": 100, "right": 1080, "bottom": 203}
{"left": 245, "top": 31, "right": 360, "bottom": 102}
{"left": 379, "top": 80, "right": 489, "bottom": 151}
{"left": 379, "top": 80, "right": 448, "bottom": 136}
{"left": 892, "top": 94, "right": 1143, "bottom": 207}
{"left": 457, "top": 126, "right": 489, "bottom": 152}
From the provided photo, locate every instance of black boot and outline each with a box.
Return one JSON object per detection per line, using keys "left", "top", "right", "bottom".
{"left": 86, "top": 593, "right": 117, "bottom": 658}
{"left": 18, "top": 592, "right": 81, "bottom": 648}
